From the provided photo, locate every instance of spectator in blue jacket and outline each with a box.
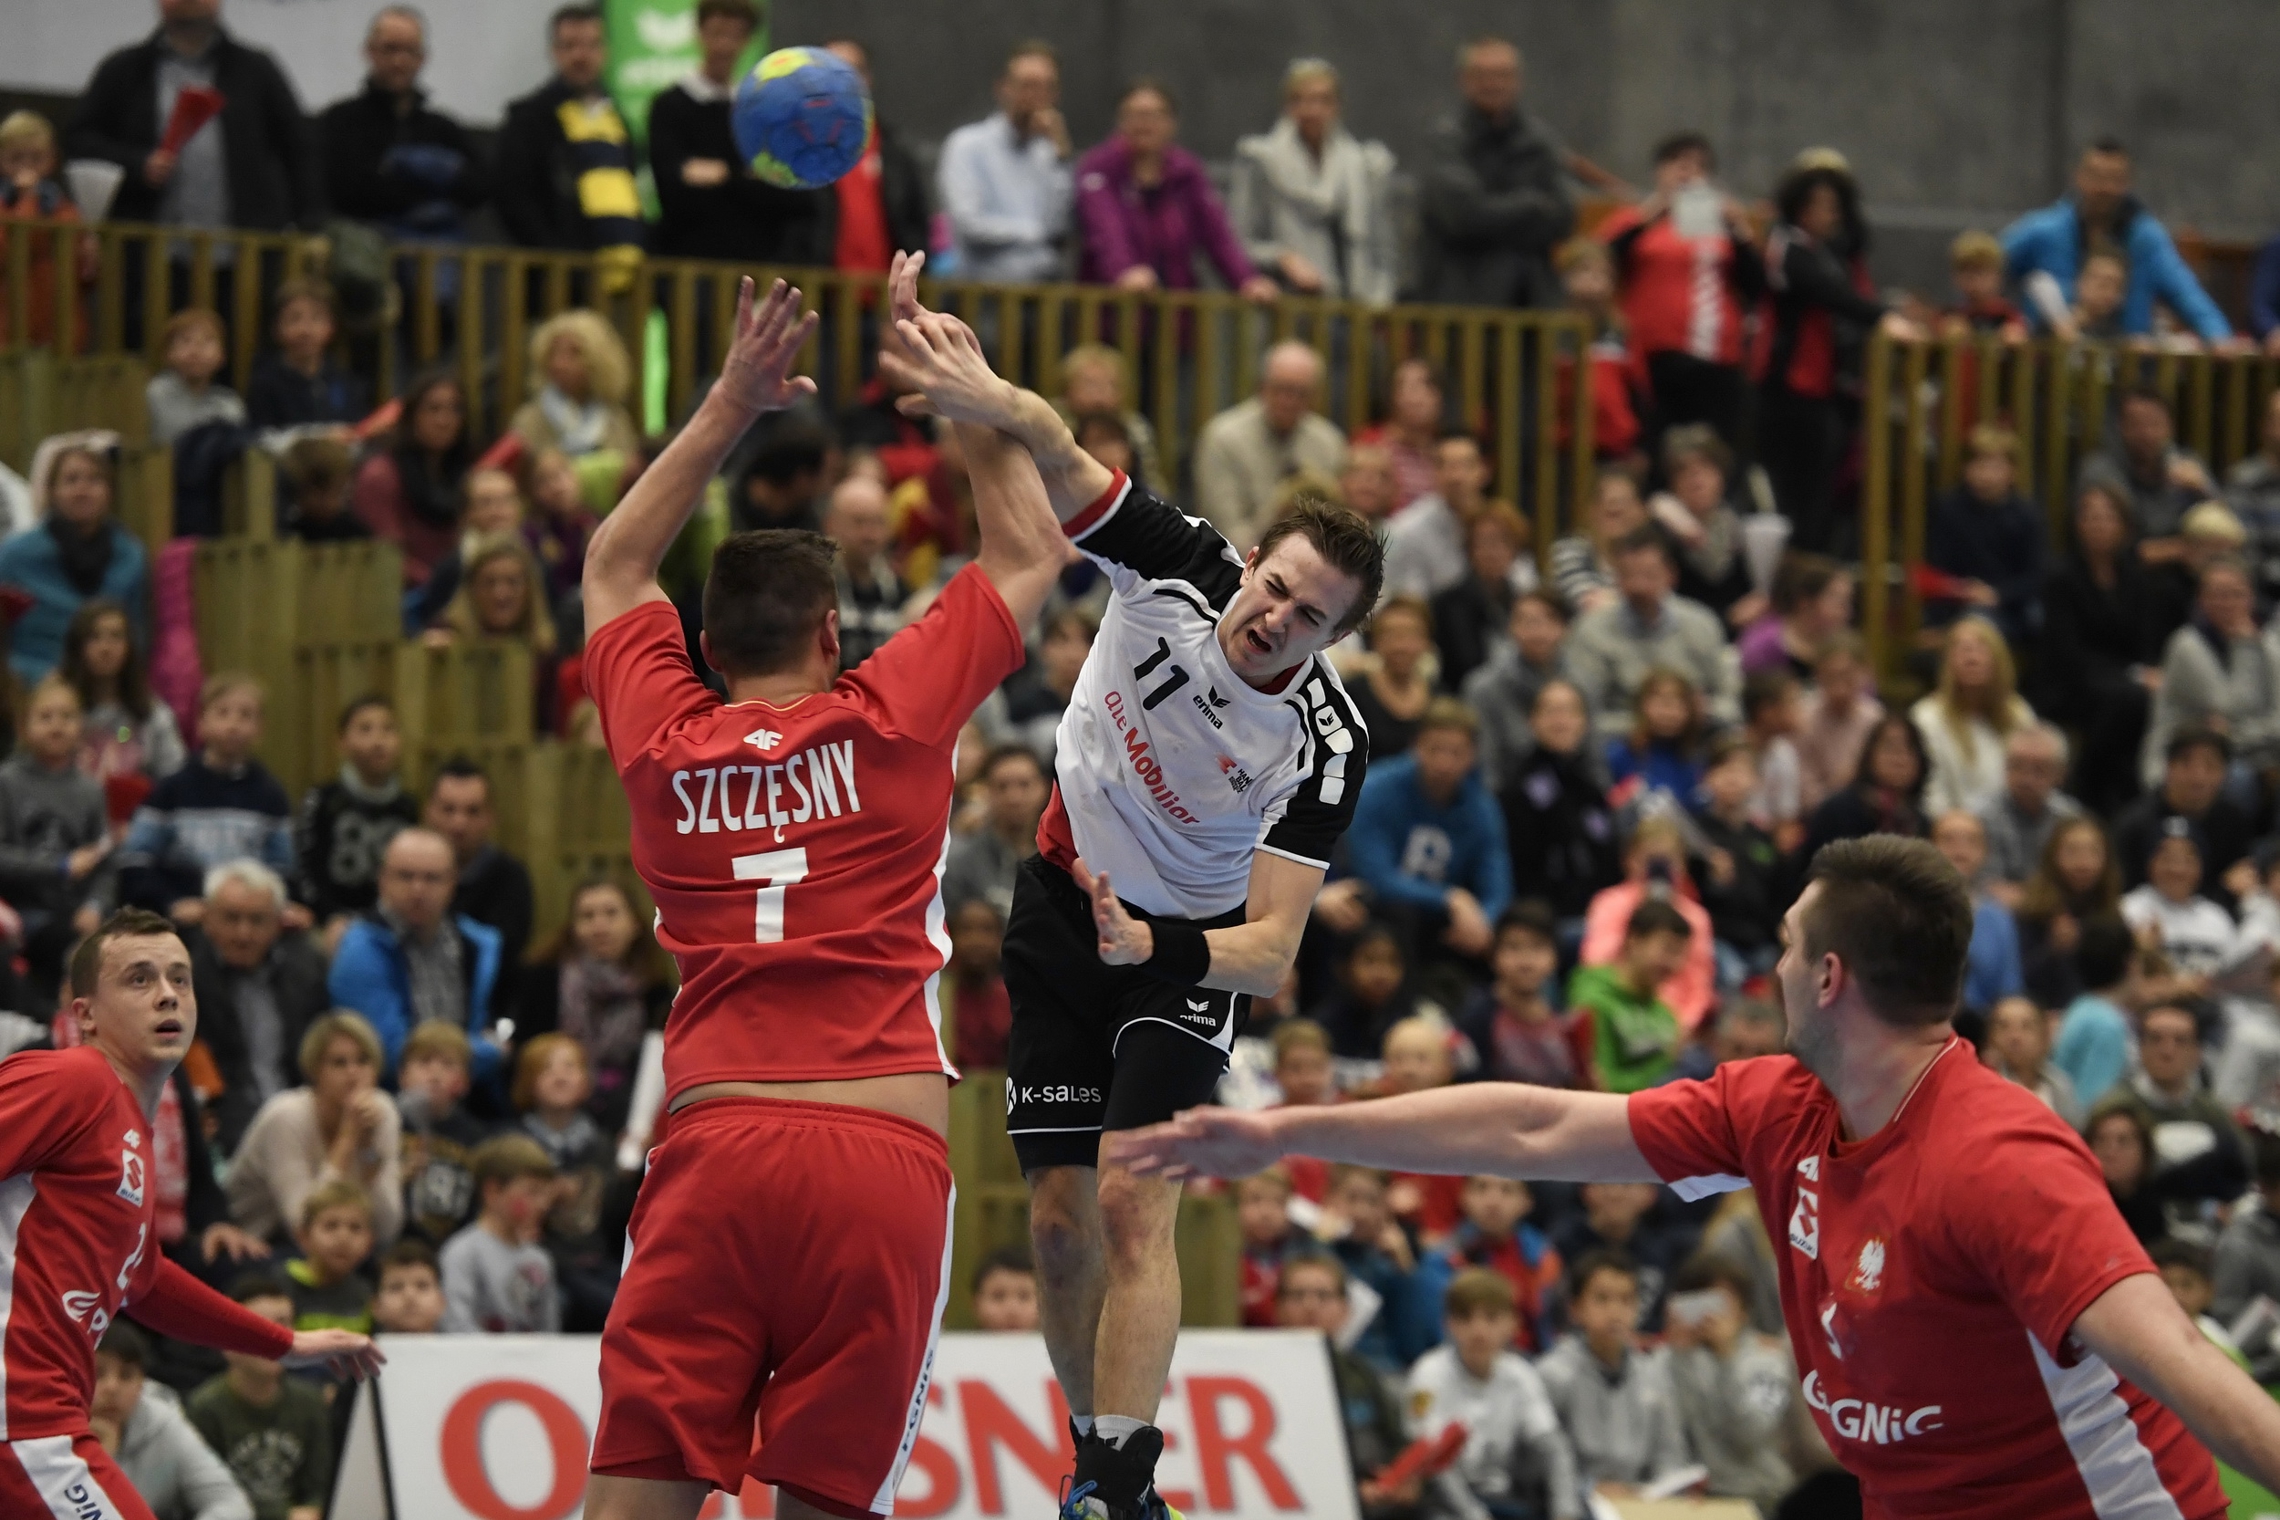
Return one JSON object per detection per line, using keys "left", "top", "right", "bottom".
{"left": 117, "top": 673, "right": 300, "bottom": 923}
{"left": 328, "top": 826, "right": 504, "bottom": 1082}
{"left": 1933, "top": 809, "right": 2025, "bottom": 1020}
{"left": 2001, "top": 138, "right": 2233, "bottom": 346}
{"left": 0, "top": 438, "right": 149, "bottom": 684}
{"left": 1347, "top": 698, "right": 1513, "bottom": 982}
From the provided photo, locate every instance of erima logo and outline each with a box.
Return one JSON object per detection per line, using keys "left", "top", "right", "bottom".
{"left": 1802, "top": 1372, "right": 1942, "bottom": 1445}
{"left": 745, "top": 728, "right": 782, "bottom": 751}
{"left": 1192, "top": 689, "right": 1227, "bottom": 730}
{"left": 1186, "top": 998, "right": 1210, "bottom": 1011}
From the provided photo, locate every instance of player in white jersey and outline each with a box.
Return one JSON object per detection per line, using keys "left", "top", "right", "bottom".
{"left": 887, "top": 294, "right": 1384, "bottom": 1520}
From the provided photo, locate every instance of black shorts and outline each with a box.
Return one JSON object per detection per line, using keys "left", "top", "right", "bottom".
{"left": 1001, "top": 855, "right": 1248, "bottom": 1172}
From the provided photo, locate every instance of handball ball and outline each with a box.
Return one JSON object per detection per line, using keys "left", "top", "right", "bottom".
{"left": 733, "top": 47, "right": 874, "bottom": 190}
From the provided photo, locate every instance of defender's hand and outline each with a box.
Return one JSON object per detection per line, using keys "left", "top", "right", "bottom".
{"left": 715, "top": 278, "right": 820, "bottom": 416}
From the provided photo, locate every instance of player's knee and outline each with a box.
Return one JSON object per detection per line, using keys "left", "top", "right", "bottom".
{"left": 1095, "top": 1166, "right": 1178, "bottom": 1270}
{"left": 1028, "top": 1172, "right": 1094, "bottom": 1275}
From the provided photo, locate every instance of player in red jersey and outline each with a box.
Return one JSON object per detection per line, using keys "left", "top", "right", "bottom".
{"left": 1115, "top": 836, "right": 2280, "bottom": 1519}
{"left": 578, "top": 264, "right": 1071, "bottom": 1520}
{"left": 0, "top": 908, "right": 380, "bottom": 1520}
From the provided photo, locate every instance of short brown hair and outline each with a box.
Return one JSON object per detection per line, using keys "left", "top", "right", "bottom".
{"left": 1802, "top": 836, "right": 1973, "bottom": 1025}
{"left": 1417, "top": 695, "right": 1480, "bottom": 742}
{"left": 1271, "top": 1017, "right": 1330, "bottom": 1063}
{"left": 1966, "top": 423, "right": 2021, "bottom": 465}
{"left": 1443, "top": 1267, "right": 1518, "bottom": 1320}
{"left": 1004, "top": 38, "right": 1058, "bottom": 72}
{"left": 159, "top": 307, "right": 225, "bottom": 352}
{"left": 1253, "top": 500, "right": 1386, "bottom": 634}
{"left": 703, "top": 530, "right": 839, "bottom": 679}
{"left": 1949, "top": 230, "right": 2004, "bottom": 272}
{"left": 470, "top": 1134, "right": 558, "bottom": 1191}
{"left": 401, "top": 1021, "right": 473, "bottom": 1073}
{"left": 1661, "top": 422, "right": 1731, "bottom": 479}
{"left": 694, "top": 0, "right": 758, "bottom": 28}
{"left": 379, "top": 1237, "right": 440, "bottom": 1285}
{"left": 300, "top": 1179, "right": 374, "bottom": 1231}
{"left": 270, "top": 277, "right": 337, "bottom": 326}
{"left": 1277, "top": 1251, "right": 1346, "bottom": 1299}
{"left": 68, "top": 908, "right": 181, "bottom": 998}
{"left": 199, "top": 670, "right": 265, "bottom": 713}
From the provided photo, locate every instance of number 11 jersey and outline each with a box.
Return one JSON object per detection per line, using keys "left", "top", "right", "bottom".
{"left": 583, "top": 566, "right": 1026, "bottom": 1104}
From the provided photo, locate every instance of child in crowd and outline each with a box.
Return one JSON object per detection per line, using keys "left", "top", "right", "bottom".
{"left": 1661, "top": 1254, "right": 1801, "bottom": 1514}
{"left": 944, "top": 897, "right": 1012, "bottom": 1070}
{"left": 1551, "top": 1183, "right": 1680, "bottom": 1333}
{"left": 406, "top": 466, "right": 527, "bottom": 632}
{"left": 91, "top": 1323, "right": 243, "bottom": 1520}
{"left": 298, "top": 693, "right": 418, "bottom": 931}
{"left": 1326, "top": 1164, "right": 1429, "bottom": 1376}
{"left": 1690, "top": 734, "right": 1781, "bottom": 979}
{"left": 1605, "top": 666, "right": 1705, "bottom": 807}
{"left": 1277, "top": 1254, "right": 1424, "bottom": 1520}
{"left": 146, "top": 308, "right": 246, "bottom": 447}
{"left": 441, "top": 1134, "right": 562, "bottom": 1333}
{"left": 1739, "top": 669, "right": 1804, "bottom": 845}
{"left": 1927, "top": 424, "right": 2043, "bottom": 649}
{"left": 1794, "top": 633, "right": 1885, "bottom": 814}
{"left": 1378, "top": 1017, "right": 1466, "bottom": 1241}
{"left": 2066, "top": 247, "right": 2131, "bottom": 345}
{"left": 0, "top": 111, "right": 93, "bottom": 352}
{"left": 247, "top": 278, "right": 366, "bottom": 432}
{"left": 1407, "top": 1268, "right": 1572, "bottom": 1520}
{"left": 523, "top": 447, "right": 601, "bottom": 604}
{"left": 62, "top": 597, "right": 187, "bottom": 784}
{"left": 2121, "top": 821, "right": 2240, "bottom": 979}
{"left": 515, "top": 1034, "right": 619, "bottom": 1331}
{"left": 970, "top": 1246, "right": 1041, "bottom": 1333}
{"left": 1554, "top": 237, "right": 1642, "bottom": 466}
{"left": 1578, "top": 819, "right": 1717, "bottom": 1028}
{"left": 1238, "top": 1165, "right": 1302, "bottom": 1327}
{"left": 372, "top": 1239, "right": 449, "bottom": 1335}
{"left": 118, "top": 671, "right": 300, "bottom": 923}
{"left": 2150, "top": 1239, "right": 2241, "bottom": 1360}
{"left": 396, "top": 1022, "right": 493, "bottom": 1248}
{"left": 1418, "top": 1175, "right": 1563, "bottom": 1355}
{"left": 188, "top": 1277, "right": 335, "bottom": 1520}
{"left": 1941, "top": 230, "right": 2028, "bottom": 340}
{"left": 1308, "top": 922, "right": 1426, "bottom": 1061}
{"left": 0, "top": 675, "right": 116, "bottom": 1000}
{"left": 287, "top": 1181, "right": 376, "bottom": 1336}
{"left": 1569, "top": 899, "right": 1692, "bottom": 1093}
{"left": 1270, "top": 1018, "right": 1336, "bottom": 1205}
{"left": 2051, "top": 912, "right": 2142, "bottom": 1109}
{"left": 1459, "top": 903, "right": 1593, "bottom": 1089}
{"left": 278, "top": 434, "right": 369, "bottom": 542}
{"left": 1537, "top": 1250, "right": 1692, "bottom": 1501}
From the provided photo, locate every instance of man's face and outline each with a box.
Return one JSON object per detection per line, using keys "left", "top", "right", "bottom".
{"left": 1412, "top": 726, "right": 1476, "bottom": 800}
{"left": 825, "top": 478, "right": 892, "bottom": 564}
{"left": 984, "top": 755, "right": 1046, "bottom": 836}
{"left": 1459, "top": 41, "right": 1521, "bottom": 119}
{"left": 2118, "top": 397, "right": 2172, "bottom": 463}
{"left": 973, "top": 1268, "right": 1041, "bottom": 1332}
{"left": 2139, "top": 1009, "right": 2200, "bottom": 1089}
{"left": 2164, "top": 747, "right": 2224, "bottom": 814}
{"left": 366, "top": 12, "right": 426, "bottom": 95}
{"left": 1258, "top": 350, "right": 1321, "bottom": 434}
{"left": 2074, "top": 149, "right": 2131, "bottom": 223}
{"left": 380, "top": 836, "right": 456, "bottom": 931}
{"left": 1932, "top": 813, "right": 1988, "bottom": 882}
{"left": 91, "top": 1354, "right": 144, "bottom": 1426}
{"left": 998, "top": 54, "right": 1059, "bottom": 127}
{"left": 948, "top": 903, "right": 1003, "bottom": 975}
{"left": 1332, "top": 1175, "right": 1388, "bottom": 1240}
{"left": 552, "top": 17, "right": 607, "bottom": 92}
{"left": 205, "top": 879, "right": 282, "bottom": 969}
{"left": 2005, "top": 737, "right": 2063, "bottom": 813}
{"left": 1434, "top": 438, "right": 1487, "bottom": 509}
{"left": 342, "top": 706, "right": 402, "bottom": 782}
{"left": 1613, "top": 544, "right": 1672, "bottom": 608}
{"left": 1287, "top": 76, "right": 1339, "bottom": 142}
{"left": 1988, "top": 998, "right": 2047, "bottom": 1072}
{"left": 76, "top": 932, "right": 196, "bottom": 1077}
{"left": 1652, "top": 146, "right": 1710, "bottom": 198}
{"left": 1219, "top": 535, "right": 1362, "bottom": 685}
{"left": 374, "top": 1269, "right": 444, "bottom": 1334}
{"left": 697, "top": 15, "right": 752, "bottom": 81}
{"left": 425, "top": 776, "right": 492, "bottom": 860}
{"left": 1275, "top": 1264, "right": 1347, "bottom": 1334}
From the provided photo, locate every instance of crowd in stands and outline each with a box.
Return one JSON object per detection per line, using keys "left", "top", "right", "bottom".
{"left": 9, "top": 2, "right": 2280, "bottom": 1517}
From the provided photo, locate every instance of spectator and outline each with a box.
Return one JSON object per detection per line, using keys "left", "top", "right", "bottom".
{"left": 1940, "top": 229, "right": 2029, "bottom": 341}
{"left": 522, "top": 449, "right": 598, "bottom": 607}
{"left": 513, "top": 1034, "right": 618, "bottom": 1330}
{"left": 943, "top": 743, "right": 1046, "bottom": 920}
{"left": 0, "top": 111, "right": 89, "bottom": 353}
{"left": 942, "top": 899, "right": 1011, "bottom": 1072}
{"left": 1415, "top": 38, "right": 1574, "bottom": 310}
{"left": 1, "top": 440, "right": 150, "bottom": 684}
{"left": 2142, "top": 557, "right": 2280, "bottom": 789}
{"left": 494, "top": 4, "right": 643, "bottom": 271}
{"left": 1233, "top": 59, "right": 1397, "bottom": 305}
{"left": 1274, "top": 1255, "right": 1422, "bottom": 1520}
{"left": 1569, "top": 898, "right": 1691, "bottom": 1093}
{"left": 1927, "top": 424, "right": 2044, "bottom": 647}
{"left": 1052, "top": 346, "right": 1166, "bottom": 494}
{"left": 66, "top": 0, "right": 320, "bottom": 236}
{"left": 1738, "top": 670, "right": 1804, "bottom": 844}
{"left": 1661, "top": 1255, "right": 1799, "bottom": 1516}
{"left": 425, "top": 756, "right": 537, "bottom": 969}
{"left": 1537, "top": 1249, "right": 1691, "bottom": 1503}
{"left": 1566, "top": 528, "right": 1739, "bottom": 743}
{"left": 117, "top": 673, "right": 297, "bottom": 921}
{"left": 1977, "top": 722, "right": 2083, "bottom": 895}
{"left": 327, "top": 826, "right": 505, "bottom": 1079}
{"left": 1306, "top": 920, "right": 1423, "bottom": 1059}
{"left": 147, "top": 308, "right": 245, "bottom": 448}
{"left": 2089, "top": 1099, "right": 2172, "bottom": 1245}
{"left": 1463, "top": 588, "right": 1568, "bottom": 787}
{"left": 1800, "top": 712, "right": 1932, "bottom": 857}
{"left": 1237, "top": 1166, "right": 1302, "bottom": 1327}
{"left": 1647, "top": 425, "right": 1756, "bottom": 628}
{"left": 1457, "top": 902, "right": 1591, "bottom": 1088}
{"left": 649, "top": 0, "right": 817, "bottom": 263}
{"left": 1359, "top": 359, "right": 1447, "bottom": 511}
{"left": 188, "top": 1278, "right": 332, "bottom": 1520}
{"left": 938, "top": 40, "right": 1072, "bottom": 284}
{"left": 1553, "top": 238, "right": 1644, "bottom": 469}
{"left": 511, "top": 310, "right": 640, "bottom": 462}
{"left": 1407, "top": 1268, "right": 1574, "bottom": 1520}
{"left": 2227, "top": 390, "right": 2280, "bottom": 606}
{"left": 2078, "top": 387, "right": 2215, "bottom": 548}
{"left": 1737, "top": 550, "right": 1854, "bottom": 681}
{"left": 90, "top": 1323, "right": 252, "bottom": 1520}
{"left": 1691, "top": 734, "right": 1780, "bottom": 972}
{"left": 1074, "top": 80, "right": 1276, "bottom": 302}
{"left": 1332, "top": 441, "right": 1404, "bottom": 529}
{"left": 194, "top": 859, "right": 331, "bottom": 1150}
{"left": 731, "top": 417, "right": 829, "bottom": 534}
{"left": 2043, "top": 484, "right": 2160, "bottom": 811}
{"left": 283, "top": 1180, "right": 376, "bottom": 1333}
{"left": 980, "top": 607, "right": 1091, "bottom": 767}
{"left": 351, "top": 369, "right": 472, "bottom": 583}
{"left": 1347, "top": 596, "right": 1436, "bottom": 758}
{"left": 971, "top": 1245, "right": 1042, "bottom": 1332}
{"left": 440, "top": 1134, "right": 562, "bottom": 1333}
{"left": 2112, "top": 725, "right": 2251, "bottom": 903}
{"left": 1932, "top": 809, "right": 2025, "bottom": 1018}
{"left": 2129, "top": 1001, "right": 2250, "bottom": 1204}
{"left": 1194, "top": 343, "right": 1348, "bottom": 551}
{"left": 1548, "top": 475, "right": 1646, "bottom": 622}
{"left": 404, "top": 469, "right": 525, "bottom": 630}
{"left": 245, "top": 280, "right": 365, "bottom": 432}
{"left": 1793, "top": 633, "right": 1882, "bottom": 814}
{"left": 2212, "top": 1128, "right": 2280, "bottom": 1370}
{"left": 1599, "top": 132, "right": 1761, "bottom": 451}
{"left": 373, "top": 1238, "right": 447, "bottom": 1334}
{"left": 276, "top": 435, "right": 366, "bottom": 544}
{"left": 0, "top": 676, "right": 118, "bottom": 997}
{"left": 1348, "top": 699, "right": 1512, "bottom": 973}
{"left": 1753, "top": 157, "right": 1918, "bottom": 553}
{"left": 2002, "top": 138, "right": 2233, "bottom": 347}
{"left": 394, "top": 1021, "right": 490, "bottom": 1250}
{"left": 1431, "top": 506, "right": 1534, "bottom": 694}
{"left": 517, "top": 878, "right": 672, "bottom": 1134}
{"left": 296, "top": 694, "right": 416, "bottom": 930}
{"left": 820, "top": 472, "right": 905, "bottom": 670}
{"left": 318, "top": 5, "right": 487, "bottom": 245}
{"left": 2121, "top": 822, "right": 2239, "bottom": 979}
{"left": 227, "top": 1011, "right": 403, "bottom": 1249}
{"left": 1325, "top": 1164, "right": 1431, "bottom": 1374}
{"left": 1986, "top": 994, "right": 2085, "bottom": 1129}
{"left": 1911, "top": 615, "right": 2034, "bottom": 816}
{"left": 816, "top": 40, "right": 929, "bottom": 274}
{"left": 1606, "top": 666, "right": 1707, "bottom": 807}
{"left": 1383, "top": 432, "right": 1499, "bottom": 604}
{"left": 2019, "top": 818, "right": 2125, "bottom": 1016}
{"left": 1417, "top": 1177, "right": 1564, "bottom": 1355}
{"left": 1497, "top": 679, "right": 1619, "bottom": 922}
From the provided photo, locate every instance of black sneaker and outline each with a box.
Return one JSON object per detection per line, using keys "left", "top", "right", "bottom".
{"left": 1060, "top": 1426, "right": 1180, "bottom": 1520}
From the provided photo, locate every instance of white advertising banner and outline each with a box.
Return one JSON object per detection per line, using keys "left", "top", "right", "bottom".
{"left": 338, "top": 1330, "right": 1358, "bottom": 1520}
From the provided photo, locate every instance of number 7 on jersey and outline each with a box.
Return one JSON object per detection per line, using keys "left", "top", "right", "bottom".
{"left": 733, "top": 848, "right": 809, "bottom": 942}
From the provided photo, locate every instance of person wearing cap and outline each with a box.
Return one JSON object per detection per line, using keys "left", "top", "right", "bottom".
{"left": 2114, "top": 725, "right": 2256, "bottom": 913}
{"left": 2142, "top": 554, "right": 2280, "bottom": 794}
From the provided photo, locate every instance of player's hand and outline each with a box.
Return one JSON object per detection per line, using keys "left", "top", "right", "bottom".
{"left": 1070, "top": 857, "right": 1153, "bottom": 966}
{"left": 714, "top": 277, "right": 819, "bottom": 417}
{"left": 887, "top": 248, "right": 927, "bottom": 328}
{"left": 889, "top": 311, "right": 1013, "bottom": 429}
{"left": 1107, "top": 1105, "right": 1284, "bottom": 1181}
{"left": 284, "top": 1329, "right": 385, "bottom": 1381}
{"left": 201, "top": 1221, "right": 270, "bottom": 1264}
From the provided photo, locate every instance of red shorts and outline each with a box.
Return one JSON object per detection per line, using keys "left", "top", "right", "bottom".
{"left": 592, "top": 1096, "right": 954, "bottom": 1518}
{"left": 1, "top": 1433, "right": 159, "bottom": 1520}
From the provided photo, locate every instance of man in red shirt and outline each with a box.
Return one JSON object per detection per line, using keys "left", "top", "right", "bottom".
{"left": 578, "top": 262, "right": 1069, "bottom": 1520}
{"left": 1114, "top": 837, "right": 2280, "bottom": 1518}
{"left": 0, "top": 908, "right": 379, "bottom": 1520}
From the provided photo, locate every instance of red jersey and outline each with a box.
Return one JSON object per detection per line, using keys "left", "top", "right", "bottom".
{"left": 1600, "top": 205, "right": 1753, "bottom": 368}
{"left": 0, "top": 1047, "right": 293, "bottom": 1440}
{"left": 1629, "top": 1041, "right": 2224, "bottom": 1520}
{"left": 584, "top": 566, "right": 1025, "bottom": 1103}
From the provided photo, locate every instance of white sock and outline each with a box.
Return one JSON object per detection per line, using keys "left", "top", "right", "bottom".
{"left": 1094, "top": 1415, "right": 1149, "bottom": 1449}
{"left": 1071, "top": 1414, "right": 1095, "bottom": 1437}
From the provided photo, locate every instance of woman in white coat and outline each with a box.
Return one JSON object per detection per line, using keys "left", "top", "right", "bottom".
{"left": 1231, "top": 59, "right": 1398, "bottom": 306}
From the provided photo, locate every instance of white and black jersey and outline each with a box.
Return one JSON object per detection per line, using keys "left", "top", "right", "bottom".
{"left": 1039, "top": 473, "right": 1368, "bottom": 920}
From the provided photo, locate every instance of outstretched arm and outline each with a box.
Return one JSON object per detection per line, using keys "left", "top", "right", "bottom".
{"left": 1106, "top": 1081, "right": 1655, "bottom": 1183}
{"left": 583, "top": 278, "right": 819, "bottom": 631}
{"left": 2072, "top": 1272, "right": 2280, "bottom": 1493}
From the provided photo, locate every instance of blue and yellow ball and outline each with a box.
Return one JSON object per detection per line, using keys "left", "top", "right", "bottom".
{"left": 731, "top": 47, "right": 874, "bottom": 190}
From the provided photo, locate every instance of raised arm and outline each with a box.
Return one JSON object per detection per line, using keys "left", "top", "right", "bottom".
{"left": 583, "top": 277, "right": 819, "bottom": 631}
{"left": 1105, "top": 1080, "right": 1656, "bottom": 1184}
{"left": 2071, "top": 1271, "right": 2280, "bottom": 1493}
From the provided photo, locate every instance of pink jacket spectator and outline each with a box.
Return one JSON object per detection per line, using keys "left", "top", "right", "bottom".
{"left": 352, "top": 453, "right": 461, "bottom": 588}
{"left": 1579, "top": 881, "right": 1716, "bottom": 1031}
{"left": 1075, "top": 138, "right": 1257, "bottom": 291}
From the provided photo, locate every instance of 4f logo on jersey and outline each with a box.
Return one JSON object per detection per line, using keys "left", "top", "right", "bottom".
{"left": 116, "top": 1144, "right": 145, "bottom": 1207}
{"left": 745, "top": 728, "right": 782, "bottom": 751}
